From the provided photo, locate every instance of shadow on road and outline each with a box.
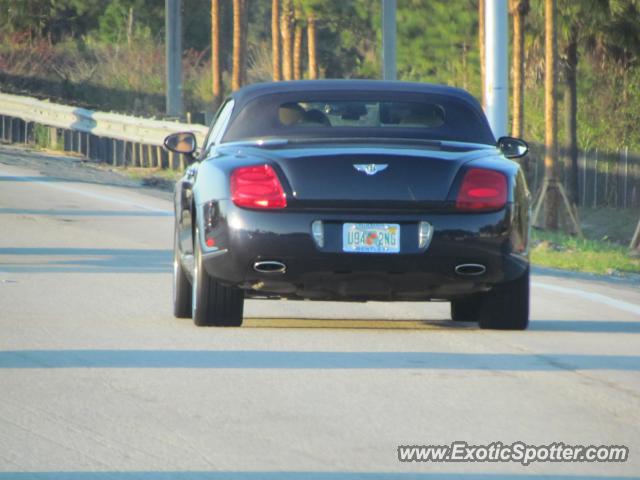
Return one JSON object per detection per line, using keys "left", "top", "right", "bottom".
{"left": 0, "top": 175, "right": 72, "bottom": 183}
{"left": 0, "top": 208, "right": 171, "bottom": 217}
{"left": 530, "top": 320, "right": 640, "bottom": 334}
{"left": 0, "top": 247, "right": 171, "bottom": 273}
{"left": 243, "top": 318, "right": 473, "bottom": 330}
{"left": 0, "top": 350, "right": 638, "bottom": 371}
{"left": 0, "top": 172, "right": 141, "bottom": 190}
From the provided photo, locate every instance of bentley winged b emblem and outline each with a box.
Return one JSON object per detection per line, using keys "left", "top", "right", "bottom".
{"left": 353, "top": 164, "right": 388, "bottom": 176}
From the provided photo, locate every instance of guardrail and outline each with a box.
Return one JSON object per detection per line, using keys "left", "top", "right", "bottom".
{"left": 0, "top": 92, "right": 208, "bottom": 170}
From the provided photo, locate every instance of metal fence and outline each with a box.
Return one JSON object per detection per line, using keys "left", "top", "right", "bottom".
{"left": 0, "top": 92, "right": 208, "bottom": 170}
{"left": 522, "top": 144, "right": 640, "bottom": 210}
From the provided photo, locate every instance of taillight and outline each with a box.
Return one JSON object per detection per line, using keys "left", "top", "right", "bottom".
{"left": 455, "top": 168, "right": 507, "bottom": 211}
{"left": 230, "top": 164, "right": 287, "bottom": 209}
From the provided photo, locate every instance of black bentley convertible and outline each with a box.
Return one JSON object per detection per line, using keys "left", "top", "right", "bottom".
{"left": 165, "top": 80, "right": 531, "bottom": 329}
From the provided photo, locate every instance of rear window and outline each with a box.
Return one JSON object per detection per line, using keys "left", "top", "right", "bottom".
{"left": 278, "top": 101, "right": 446, "bottom": 128}
{"left": 222, "top": 91, "right": 495, "bottom": 145}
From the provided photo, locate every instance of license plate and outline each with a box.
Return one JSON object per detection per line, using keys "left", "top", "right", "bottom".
{"left": 342, "top": 223, "right": 400, "bottom": 253}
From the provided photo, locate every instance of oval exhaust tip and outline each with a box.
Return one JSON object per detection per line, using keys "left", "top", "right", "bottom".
{"left": 253, "top": 261, "right": 287, "bottom": 274}
{"left": 455, "top": 263, "right": 486, "bottom": 276}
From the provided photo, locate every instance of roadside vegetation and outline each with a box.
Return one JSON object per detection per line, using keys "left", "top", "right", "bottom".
{"left": 531, "top": 229, "right": 640, "bottom": 276}
{"left": 531, "top": 207, "right": 640, "bottom": 276}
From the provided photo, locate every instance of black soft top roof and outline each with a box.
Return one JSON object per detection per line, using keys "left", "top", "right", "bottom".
{"left": 230, "top": 80, "right": 484, "bottom": 115}
{"left": 223, "top": 80, "right": 495, "bottom": 145}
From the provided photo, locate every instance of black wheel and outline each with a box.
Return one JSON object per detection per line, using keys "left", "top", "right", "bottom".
{"left": 192, "top": 228, "right": 244, "bottom": 327}
{"left": 478, "top": 267, "right": 529, "bottom": 330}
{"left": 173, "top": 225, "right": 192, "bottom": 318}
{"left": 450, "top": 295, "right": 481, "bottom": 322}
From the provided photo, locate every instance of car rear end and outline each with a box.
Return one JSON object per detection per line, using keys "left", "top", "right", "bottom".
{"left": 196, "top": 144, "right": 529, "bottom": 302}
{"left": 179, "top": 80, "right": 531, "bottom": 329}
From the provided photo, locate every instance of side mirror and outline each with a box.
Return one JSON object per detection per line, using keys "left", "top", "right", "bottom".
{"left": 497, "top": 136, "right": 528, "bottom": 159}
{"left": 164, "top": 132, "right": 197, "bottom": 156}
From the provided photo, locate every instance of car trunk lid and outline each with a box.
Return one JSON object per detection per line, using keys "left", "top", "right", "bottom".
{"left": 252, "top": 143, "right": 491, "bottom": 209}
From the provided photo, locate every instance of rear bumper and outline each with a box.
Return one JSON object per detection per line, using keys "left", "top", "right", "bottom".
{"left": 198, "top": 201, "right": 529, "bottom": 301}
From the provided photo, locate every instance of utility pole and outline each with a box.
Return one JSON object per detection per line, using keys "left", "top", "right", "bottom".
{"left": 382, "top": 0, "right": 397, "bottom": 81}
{"left": 166, "top": 0, "right": 183, "bottom": 118}
{"left": 484, "top": 0, "right": 508, "bottom": 138}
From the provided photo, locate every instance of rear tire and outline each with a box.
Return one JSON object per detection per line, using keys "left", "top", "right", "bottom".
{"left": 173, "top": 225, "right": 192, "bottom": 318}
{"left": 478, "top": 267, "right": 529, "bottom": 330}
{"left": 192, "top": 228, "right": 244, "bottom": 327}
{"left": 450, "top": 296, "right": 481, "bottom": 322}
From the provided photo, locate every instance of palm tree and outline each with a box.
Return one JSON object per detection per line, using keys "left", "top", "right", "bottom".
{"left": 510, "top": 0, "right": 529, "bottom": 139}
{"left": 478, "top": 0, "right": 485, "bottom": 108}
{"left": 544, "top": 0, "right": 559, "bottom": 230}
{"left": 231, "top": 0, "right": 245, "bottom": 91}
{"left": 307, "top": 12, "right": 318, "bottom": 79}
{"left": 281, "top": 0, "right": 293, "bottom": 80}
{"left": 272, "top": 0, "right": 281, "bottom": 81}
{"left": 211, "top": 0, "right": 222, "bottom": 109}
{"left": 240, "top": 0, "right": 248, "bottom": 86}
{"left": 293, "top": 3, "right": 304, "bottom": 80}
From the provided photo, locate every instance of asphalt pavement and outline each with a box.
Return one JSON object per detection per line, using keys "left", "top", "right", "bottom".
{"left": 0, "top": 146, "right": 639, "bottom": 479}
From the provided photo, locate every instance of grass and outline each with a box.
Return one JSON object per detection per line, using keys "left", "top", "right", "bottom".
{"left": 531, "top": 229, "right": 640, "bottom": 276}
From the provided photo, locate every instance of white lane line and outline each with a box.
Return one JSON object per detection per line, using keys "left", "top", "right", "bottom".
{"left": 5, "top": 174, "right": 172, "bottom": 214}
{"left": 533, "top": 281, "right": 640, "bottom": 316}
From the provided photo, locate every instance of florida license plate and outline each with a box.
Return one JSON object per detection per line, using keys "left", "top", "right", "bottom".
{"left": 342, "top": 223, "right": 401, "bottom": 253}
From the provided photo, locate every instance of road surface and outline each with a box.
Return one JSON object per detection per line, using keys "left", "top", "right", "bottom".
{"left": 0, "top": 146, "right": 639, "bottom": 479}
